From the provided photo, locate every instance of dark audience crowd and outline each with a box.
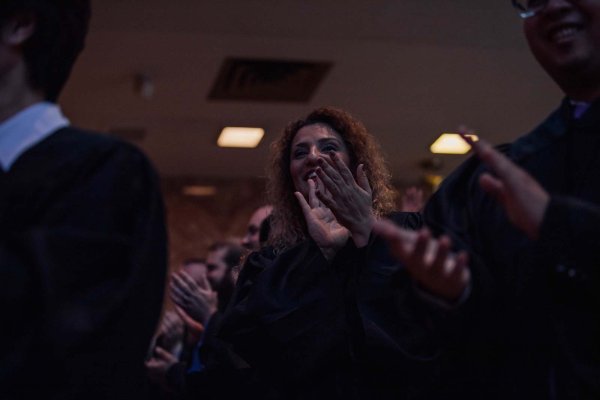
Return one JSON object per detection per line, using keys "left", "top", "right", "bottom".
{"left": 2, "top": 0, "right": 600, "bottom": 399}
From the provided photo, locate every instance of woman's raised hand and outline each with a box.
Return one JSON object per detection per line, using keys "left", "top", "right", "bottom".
{"left": 295, "top": 178, "right": 350, "bottom": 260}
{"left": 315, "top": 152, "right": 374, "bottom": 247}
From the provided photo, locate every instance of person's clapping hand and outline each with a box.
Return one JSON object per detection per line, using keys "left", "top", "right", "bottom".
{"left": 462, "top": 134, "right": 549, "bottom": 240}
{"left": 295, "top": 177, "right": 350, "bottom": 260}
{"left": 156, "top": 310, "right": 184, "bottom": 353}
{"left": 170, "top": 270, "right": 218, "bottom": 326}
{"left": 145, "top": 346, "right": 178, "bottom": 389}
{"left": 314, "top": 152, "right": 374, "bottom": 247}
{"left": 174, "top": 305, "right": 204, "bottom": 343}
{"left": 373, "top": 220, "right": 470, "bottom": 302}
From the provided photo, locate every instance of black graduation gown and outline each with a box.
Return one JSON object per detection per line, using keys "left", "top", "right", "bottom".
{"left": 188, "top": 212, "right": 440, "bottom": 400}
{"left": 0, "top": 127, "right": 167, "bottom": 399}
{"left": 422, "top": 99, "right": 600, "bottom": 399}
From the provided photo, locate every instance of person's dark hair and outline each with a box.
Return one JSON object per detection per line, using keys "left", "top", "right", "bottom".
{"left": 208, "top": 241, "right": 244, "bottom": 270}
{"left": 207, "top": 241, "right": 243, "bottom": 310}
{"left": 259, "top": 214, "right": 272, "bottom": 246}
{"left": 267, "top": 106, "right": 396, "bottom": 251}
{"left": 0, "top": 0, "right": 91, "bottom": 101}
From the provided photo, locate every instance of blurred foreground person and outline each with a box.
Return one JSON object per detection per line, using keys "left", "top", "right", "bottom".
{"left": 0, "top": 1, "right": 167, "bottom": 399}
{"left": 375, "top": 0, "right": 600, "bottom": 398}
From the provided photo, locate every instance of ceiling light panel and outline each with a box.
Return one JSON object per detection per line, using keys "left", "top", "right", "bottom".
{"left": 182, "top": 185, "right": 217, "bottom": 197}
{"left": 217, "top": 127, "right": 265, "bottom": 148}
{"left": 430, "top": 133, "right": 478, "bottom": 155}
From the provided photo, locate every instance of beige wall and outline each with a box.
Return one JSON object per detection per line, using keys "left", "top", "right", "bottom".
{"left": 163, "top": 177, "right": 268, "bottom": 272}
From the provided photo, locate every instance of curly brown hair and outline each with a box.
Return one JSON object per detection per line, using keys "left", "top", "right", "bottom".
{"left": 267, "top": 106, "right": 396, "bottom": 251}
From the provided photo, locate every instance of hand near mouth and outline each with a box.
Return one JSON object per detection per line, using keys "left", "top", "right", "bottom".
{"left": 295, "top": 178, "right": 350, "bottom": 261}
{"left": 315, "top": 153, "right": 375, "bottom": 247}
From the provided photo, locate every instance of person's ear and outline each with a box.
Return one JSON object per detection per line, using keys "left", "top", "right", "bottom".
{"left": 1, "top": 13, "right": 36, "bottom": 46}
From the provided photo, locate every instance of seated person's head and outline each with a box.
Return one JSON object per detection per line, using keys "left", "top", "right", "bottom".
{"left": 206, "top": 241, "right": 244, "bottom": 291}
{"left": 242, "top": 205, "right": 273, "bottom": 251}
{"left": 206, "top": 241, "right": 244, "bottom": 310}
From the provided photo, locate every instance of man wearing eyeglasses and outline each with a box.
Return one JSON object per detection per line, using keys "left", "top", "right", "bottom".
{"left": 374, "top": 0, "right": 600, "bottom": 398}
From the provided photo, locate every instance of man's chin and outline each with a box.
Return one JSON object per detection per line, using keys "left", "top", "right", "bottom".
{"left": 540, "top": 52, "right": 596, "bottom": 85}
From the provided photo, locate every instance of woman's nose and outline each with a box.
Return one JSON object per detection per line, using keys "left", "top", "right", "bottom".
{"left": 306, "top": 146, "right": 320, "bottom": 163}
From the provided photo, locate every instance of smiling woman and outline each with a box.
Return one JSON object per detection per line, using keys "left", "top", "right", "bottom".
{"left": 289, "top": 123, "right": 351, "bottom": 199}
{"left": 267, "top": 107, "right": 397, "bottom": 252}
{"left": 189, "top": 107, "right": 439, "bottom": 399}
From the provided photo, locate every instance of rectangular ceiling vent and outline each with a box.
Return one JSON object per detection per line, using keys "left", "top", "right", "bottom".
{"left": 209, "top": 57, "right": 332, "bottom": 103}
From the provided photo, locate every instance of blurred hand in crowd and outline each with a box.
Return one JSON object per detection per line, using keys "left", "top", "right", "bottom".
{"left": 145, "top": 346, "right": 178, "bottom": 390}
{"left": 462, "top": 134, "right": 549, "bottom": 240}
{"left": 155, "top": 310, "right": 184, "bottom": 354}
{"left": 170, "top": 270, "right": 218, "bottom": 326}
{"left": 373, "top": 220, "right": 470, "bottom": 302}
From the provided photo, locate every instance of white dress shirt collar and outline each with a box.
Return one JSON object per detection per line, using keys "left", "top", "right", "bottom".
{"left": 0, "top": 102, "right": 69, "bottom": 171}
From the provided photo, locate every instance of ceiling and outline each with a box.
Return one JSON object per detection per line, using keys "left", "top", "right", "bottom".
{"left": 59, "top": 0, "right": 563, "bottom": 184}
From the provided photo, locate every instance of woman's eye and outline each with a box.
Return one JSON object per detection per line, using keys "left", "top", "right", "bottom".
{"left": 322, "top": 144, "right": 338, "bottom": 152}
{"left": 293, "top": 149, "right": 307, "bottom": 158}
